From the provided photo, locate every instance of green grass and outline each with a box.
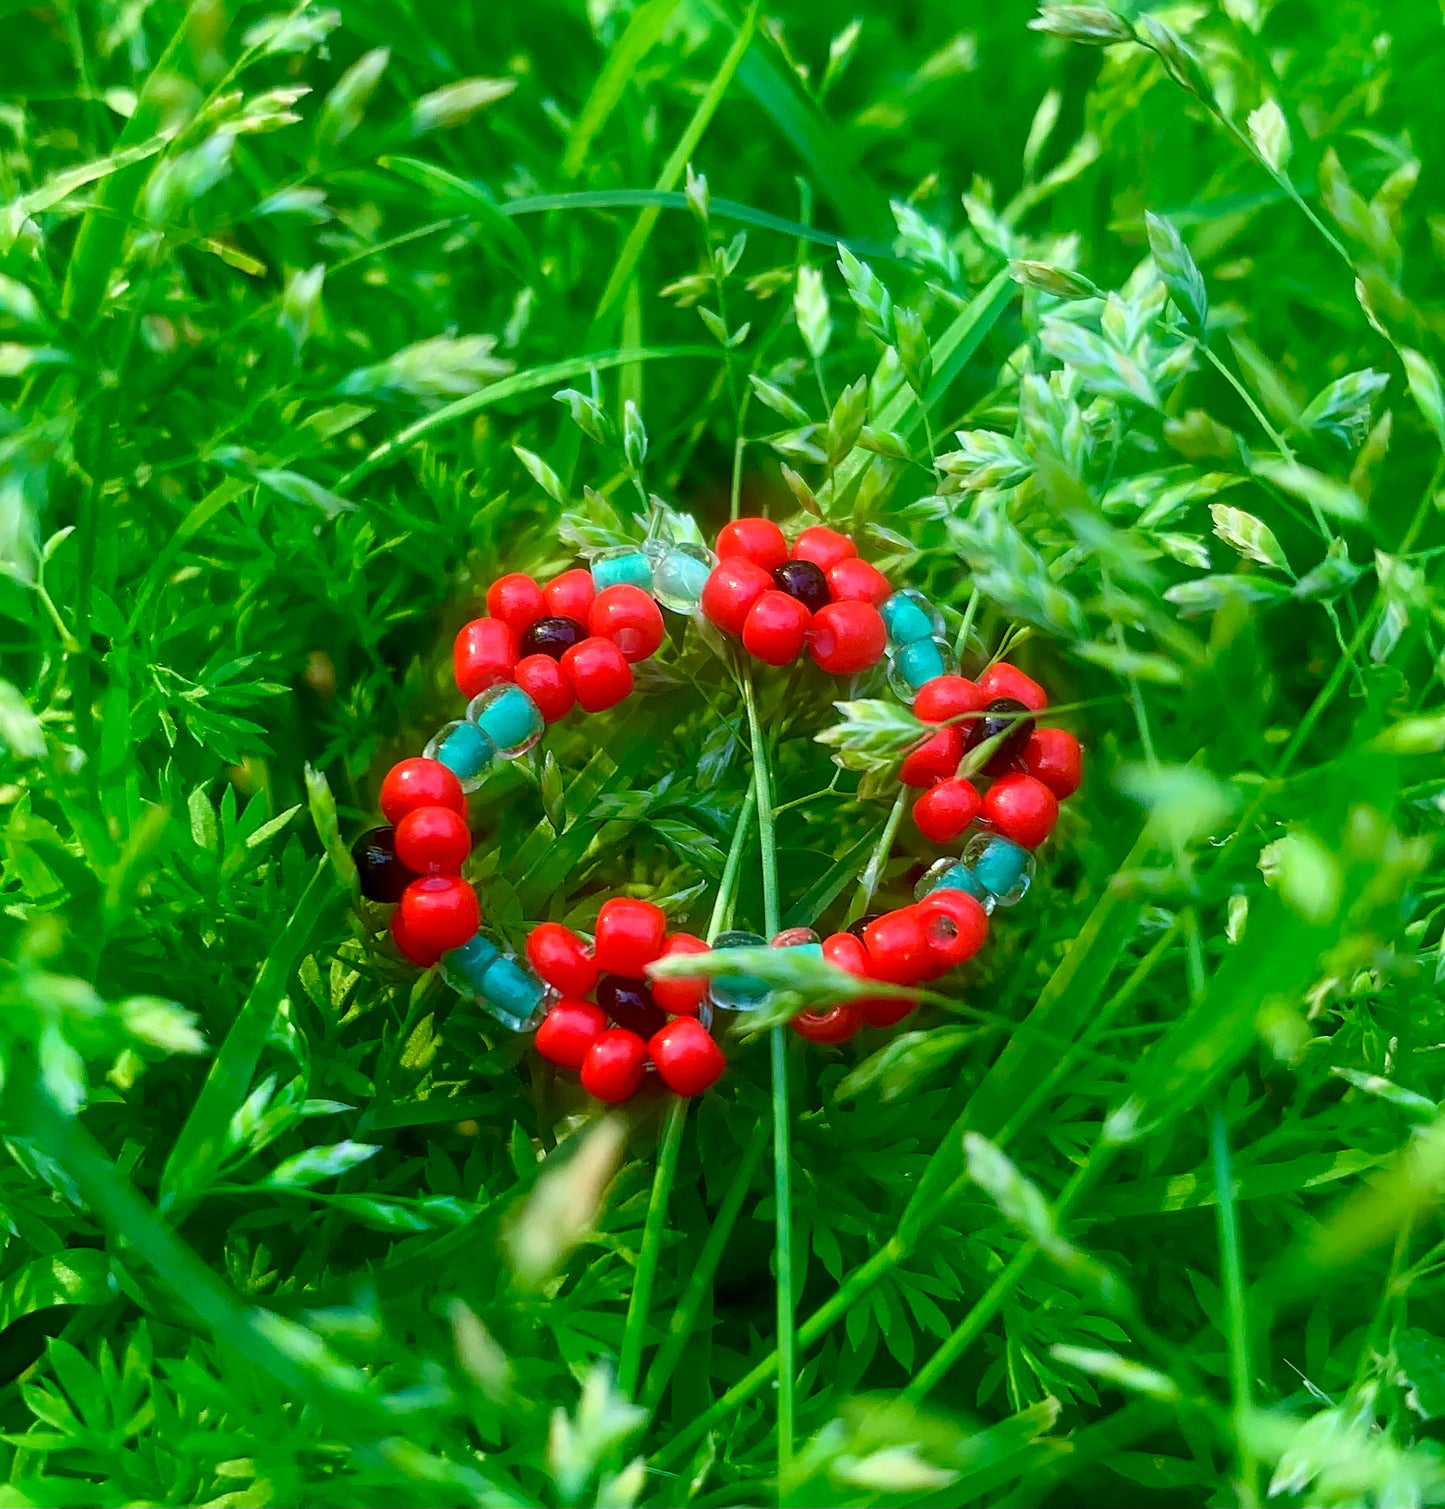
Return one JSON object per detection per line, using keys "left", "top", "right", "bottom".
{"left": 2, "top": 0, "right": 1444, "bottom": 1504}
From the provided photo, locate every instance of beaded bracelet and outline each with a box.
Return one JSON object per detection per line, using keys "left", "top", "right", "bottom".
{"left": 351, "top": 512, "right": 1082, "bottom": 1103}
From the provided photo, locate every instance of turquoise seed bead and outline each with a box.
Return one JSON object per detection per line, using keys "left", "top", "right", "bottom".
{"left": 591, "top": 548, "right": 654, "bottom": 592}
{"left": 478, "top": 953, "right": 549, "bottom": 1031}
{"left": 469, "top": 682, "right": 543, "bottom": 759}
{"left": 440, "top": 932, "right": 501, "bottom": 993}
{"left": 915, "top": 856, "right": 995, "bottom": 911}
{"left": 893, "top": 636, "right": 947, "bottom": 688}
{"left": 652, "top": 545, "right": 714, "bottom": 613}
{"left": 432, "top": 720, "right": 494, "bottom": 784}
{"left": 963, "top": 832, "right": 1033, "bottom": 905}
{"left": 934, "top": 862, "right": 994, "bottom": 904}
{"left": 880, "top": 591, "right": 936, "bottom": 648}
{"left": 709, "top": 929, "right": 771, "bottom": 1011}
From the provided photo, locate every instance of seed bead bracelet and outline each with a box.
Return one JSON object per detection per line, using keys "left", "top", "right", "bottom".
{"left": 349, "top": 512, "right": 1082, "bottom": 1100}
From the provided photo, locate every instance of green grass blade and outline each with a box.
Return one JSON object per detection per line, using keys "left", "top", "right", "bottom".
{"left": 1105, "top": 1148, "right": 1386, "bottom": 1218}
{"left": 825, "top": 268, "right": 1015, "bottom": 508}
{"left": 378, "top": 156, "right": 535, "bottom": 274}
{"left": 335, "top": 346, "right": 719, "bottom": 488}
{"left": 617, "top": 1094, "right": 688, "bottom": 1397}
{"left": 698, "top": 0, "right": 887, "bottom": 232}
{"left": 923, "top": 268, "right": 1018, "bottom": 409}
{"left": 590, "top": 2, "right": 760, "bottom": 337}
{"left": 504, "top": 189, "right": 903, "bottom": 261}
{"left": 562, "top": 0, "right": 683, "bottom": 179}
{"left": 1213, "top": 1110, "right": 1260, "bottom": 1504}
{"left": 743, "top": 669, "right": 794, "bottom": 1480}
{"left": 58, "top": 9, "right": 193, "bottom": 327}
{"left": 19, "top": 1069, "right": 389, "bottom": 1435}
{"left": 960, "top": 822, "right": 1151, "bottom": 1141}
{"left": 159, "top": 859, "right": 336, "bottom": 1216}
{"left": 640, "top": 1114, "right": 769, "bottom": 1411}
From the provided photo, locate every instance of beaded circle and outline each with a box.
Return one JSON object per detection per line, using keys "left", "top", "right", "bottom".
{"left": 352, "top": 515, "right": 1083, "bottom": 1104}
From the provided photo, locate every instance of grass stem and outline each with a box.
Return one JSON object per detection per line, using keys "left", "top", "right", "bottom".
{"left": 618, "top": 1094, "right": 688, "bottom": 1399}
{"left": 1212, "top": 1111, "right": 1260, "bottom": 1507}
{"left": 641, "top": 1116, "right": 770, "bottom": 1411}
{"left": 743, "top": 666, "right": 795, "bottom": 1484}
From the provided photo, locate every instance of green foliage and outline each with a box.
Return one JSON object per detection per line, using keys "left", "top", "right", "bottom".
{"left": 0, "top": 0, "right": 1443, "bottom": 1505}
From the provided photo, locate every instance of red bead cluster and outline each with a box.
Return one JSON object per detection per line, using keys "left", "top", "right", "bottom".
{"left": 376, "top": 758, "right": 481, "bottom": 965}
{"left": 527, "top": 899, "right": 726, "bottom": 1104}
{"left": 701, "top": 520, "right": 890, "bottom": 673}
{"left": 903, "top": 662, "right": 1082, "bottom": 849}
{"left": 791, "top": 889, "right": 990, "bottom": 1043}
{"left": 456, "top": 566, "right": 665, "bottom": 720}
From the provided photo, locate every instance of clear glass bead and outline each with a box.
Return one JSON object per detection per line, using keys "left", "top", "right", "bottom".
{"left": 480, "top": 954, "right": 552, "bottom": 1031}
{"left": 915, "top": 856, "right": 996, "bottom": 913}
{"left": 709, "top": 928, "right": 771, "bottom": 1011}
{"left": 887, "top": 636, "right": 957, "bottom": 697}
{"left": 440, "top": 932, "right": 500, "bottom": 994}
{"left": 440, "top": 933, "right": 551, "bottom": 1031}
{"left": 466, "top": 683, "right": 544, "bottom": 759}
{"left": 961, "top": 831, "right": 1035, "bottom": 907}
{"left": 652, "top": 543, "right": 716, "bottom": 614}
{"left": 425, "top": 719, "right": 495, "bottom": 790}
{"left": 589, "top": 546, "right": 654, "bottom": 592}
{"left": 880, "top": 589, "right": 942, "bottom": 649}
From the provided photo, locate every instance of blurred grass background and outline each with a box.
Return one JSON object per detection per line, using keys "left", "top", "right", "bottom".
{"left": 0, "top": 0, "right": 1443, "bottom": 1505}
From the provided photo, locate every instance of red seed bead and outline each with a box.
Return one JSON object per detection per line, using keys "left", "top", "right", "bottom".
{"left": 650, "top": 932, "right": 710, "bottom": 1016}
{"left": 394, "top": 805, "right": 471, "bottom": 875}
{"left": 486, "top": 573, "right": 547, "bottom": 636}
{"left": 544, "top": 567, "right": 596, "bottom": 623}
{"left": 913, "top": 777, "right": 982, "bottom": 843}
{"left": 863, "top": 994, "right": 916, "bottom": 1028}
{"left": 983, "top": 772, "right": 1059, "bottom": 850}
{"left": 649, "top": 1017, "right": 726, "bottom": 1096}
{"left": 742, "top": 590, "right": 811, "bottom": 665}
{"left": 809, "top": 600, "right": 887, "bottom": 675}
{"left": 588, "top": 584, "right": 665, "bottom": 663}
{"left": 1023, "top": 727, "right": 1083, "bottom": 800}
{"left": 823, "top": 930, "right": 901, "bottom": 1029}
{"left": 580, "top": 1028, "right": 648, "bottom": 1103}
{"left": 913, "top": 674, "right": 988, "bottom": 725}
{"left": 791, "top": 525, "right": 857, "bottom": 573}
{"left": 390, "top": 906, "right": 446, "bottom": 968}
{"left": 526, "top": 922, "right": 599, "bottom": 998}
{"left": 454, "top": 617, "right": 518, "bottom": 699}
{"left": 701, "top": 557, "right": 773, "bottom": 635}
{"left": 593, "top": 897, "right": 667, "bottom": 978}
{"left": 399, "top": 875, "right": 479, "bottom": 955}
{"left": 861, "top": 907, "right": 931, "bottom": 987}
{"left": 380, "top": 758, "right": 467, "bottom": 824}
{"left": 535, "top": 998, "right": 608, "bottom": 1070}
{"left": 915, "top": 889, "right": 989, "bottom": 974}
{"left": 790, "top": 1003, "right": 864, "bottom": 1043}
{"left": 822, "top": 931, "right": 871, "bottom": 979}
{"left": 515, "top": 653, "right": 575, "bottom": 723}
{"left": 716, "top": 517, "right": 788, "bottom": 571}
{"left": 826, "top": 556, "right": 891, "bottom": 606}
{"left": 561, "top": 636, "right": 634, "bottom": 712}
{"left": 899, "top": 724, "right": 964, "bottom": 788}
{"left": 978, "top": 662, "right": 1048, "bottom": 712}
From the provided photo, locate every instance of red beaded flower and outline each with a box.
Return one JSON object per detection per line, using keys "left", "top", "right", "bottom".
{"left": 526, "top": 902, "right": 725, "bottom": 1104}
{"left": 902, "top": 661, "right": 1083, "bottom": 851}
{"left": 702, "top": 519, "right": 888, "bottom": 675}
